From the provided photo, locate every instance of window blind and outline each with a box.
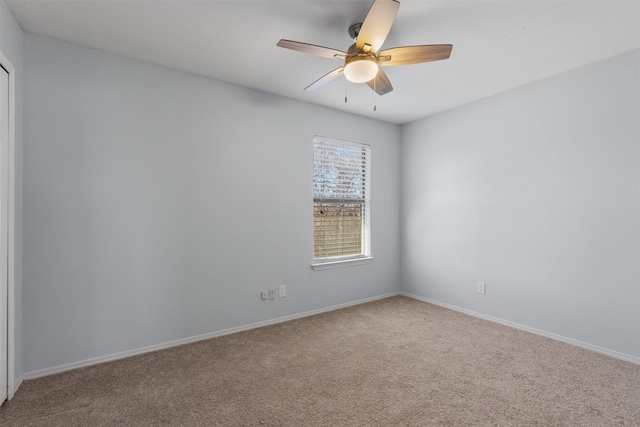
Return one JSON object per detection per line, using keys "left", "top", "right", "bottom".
{"left": 313, "top": 137, "right": 371, "bottom": 260}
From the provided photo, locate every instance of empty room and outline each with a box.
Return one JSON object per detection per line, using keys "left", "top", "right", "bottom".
{"left": 0, "top": 0, "right": 639, "bottom": 425}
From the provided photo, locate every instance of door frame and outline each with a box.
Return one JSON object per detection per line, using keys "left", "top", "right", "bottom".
{"left": 0, "top": 50, "right": 16, "bottom": 401}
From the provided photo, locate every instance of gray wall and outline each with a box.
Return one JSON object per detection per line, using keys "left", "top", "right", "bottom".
{"left": 0, "top": 0, "right": 23, "bottom": 386}
{"left": 19, "top": 27, "right": 640, "bottom": 374}
{"left": 400, "top": 50, "right": 640, "bottom": 360}
{"left": 22, "top": 33, "right": 401, "bottom": 373}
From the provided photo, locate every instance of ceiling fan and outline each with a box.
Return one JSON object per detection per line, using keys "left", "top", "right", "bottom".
{"left": 277, "top": 0, "right": 452, "bottom": 96}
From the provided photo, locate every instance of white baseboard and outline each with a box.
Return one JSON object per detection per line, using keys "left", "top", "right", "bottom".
{"left": 401, "top": 292, "right": 640, "bottom": 366}
{"left": 23, "top": 292, "right": 400, "bottom": 380}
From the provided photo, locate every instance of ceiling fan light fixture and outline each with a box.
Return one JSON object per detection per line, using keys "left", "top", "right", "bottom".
{"left": 277, "top": 0, "right": 452, "bottom": 96}
{"left": 344, "top": 56, "right": 378, "bottom": 83}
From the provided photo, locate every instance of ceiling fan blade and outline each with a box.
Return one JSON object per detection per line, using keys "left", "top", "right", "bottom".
{"left": 378, "top": 44, "right": 453, "bottom": 66}
{"left": 277, "top": 39, "right": 347, "bottom": 59}
{"left": 305, "top": 67, "right": 345, "bottom": 91}
{"left": 366, "top": 68, "right": 393, "bottom": 95}
{"left": 356, "top": 0, "right": 400, "bottom": 53}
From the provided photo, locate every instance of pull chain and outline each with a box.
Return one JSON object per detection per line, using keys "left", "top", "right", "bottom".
{"left": 344, "top": 78, "right": 348, "bottom": 104}
{"left": 373, "top": 76, "right": 377, "bottom": 111}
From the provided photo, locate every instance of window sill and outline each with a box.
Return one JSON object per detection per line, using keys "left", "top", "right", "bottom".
{"left": 311, "top": 257, "right": 374, "bottom": 271}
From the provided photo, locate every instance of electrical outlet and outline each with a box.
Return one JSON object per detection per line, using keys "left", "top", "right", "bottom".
{"left": 279, "top": 285, "right": 286, "bottom": 298}
{"left": 477, "top": 282, "right": 486, "bottom": 295}
{"left": 269, "top": 288, "right": 276, "bottom": 300}
{"left": 261, "top": 290, "right": 268, "bottom": 300}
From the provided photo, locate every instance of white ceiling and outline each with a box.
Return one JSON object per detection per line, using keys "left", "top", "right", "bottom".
{"left": 7, "top": 0, "right": 640, "bottom": 124}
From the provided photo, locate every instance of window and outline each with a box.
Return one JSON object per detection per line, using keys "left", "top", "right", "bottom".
{"left": 312, "top": 136, "right": 371, "bottom": 269}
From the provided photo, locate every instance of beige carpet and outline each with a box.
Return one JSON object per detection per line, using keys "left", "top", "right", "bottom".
{"left": 1, "top": 296, "right": 639, "bottom": 426}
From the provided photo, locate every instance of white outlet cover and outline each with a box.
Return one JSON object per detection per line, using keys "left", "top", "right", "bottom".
{"left": 279, "top": 285, "right": 286, "bottom": 297}
{"left": 477, "top": 282, "right": 486, "bottom": 295}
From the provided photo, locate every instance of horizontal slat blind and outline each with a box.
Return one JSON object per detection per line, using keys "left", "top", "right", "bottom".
{"left": 313, "top": 137, "right": 371, "bottom": 259}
